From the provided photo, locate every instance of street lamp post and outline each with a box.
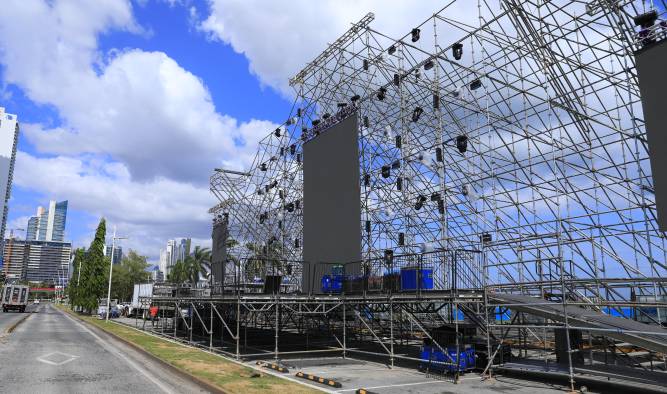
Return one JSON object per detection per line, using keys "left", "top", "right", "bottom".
{"left": 105, "top": 226, "right": 127, "bottom": 321}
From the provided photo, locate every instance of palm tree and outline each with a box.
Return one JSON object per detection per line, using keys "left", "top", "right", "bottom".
{"left": 167, "top": 259, "right": 188, "bottom": 284}
{"left": 244, "top": 240, "right": 285, "bottom": 281}
{"left": 185, "top": 246, "right": 211, "bottom": 287}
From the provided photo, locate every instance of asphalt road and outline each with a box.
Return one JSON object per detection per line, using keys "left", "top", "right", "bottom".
{"left": 0, "top": 302, "right": 209, "bottom": 393}
{"left": 0, "top": 303, "right": 37, "bottom": 334}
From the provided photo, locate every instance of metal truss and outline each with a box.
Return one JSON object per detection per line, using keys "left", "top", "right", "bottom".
{"left": 207, "top": 1, "right": 667, "bottom": 389}
{"left": 212, "top": 0, "right": 666, "bottom": 309}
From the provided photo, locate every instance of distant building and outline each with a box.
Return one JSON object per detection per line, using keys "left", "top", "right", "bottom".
{"left": 150, "top": 266, "right": 164, "bottom": 282}
{"left": 0, "top": 107, "right": 19, "bottom": 265}
{"left": 2, "top": 239, "right": 71, "bottom": 285}
{"left": 104, "top": 244, "right": 123, "bottom": 265}
{"left": 25, "top": 200, "right": 68, "bottom": 242}
{"left": 161, "top": 238, "right": 191, "bottom": 278}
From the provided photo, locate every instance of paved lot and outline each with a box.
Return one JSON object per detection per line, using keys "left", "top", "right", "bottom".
{"left": 0, "top": 303, "right": 209, "bottom": 394}
{"left": 264, "top": 357, "right": 576, "bottom": 394}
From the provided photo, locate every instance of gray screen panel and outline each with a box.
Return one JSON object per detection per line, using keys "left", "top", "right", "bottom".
{"left": 211, "top": 220, "right": 228, "bottom": 286}
{"left": 636, "top": 39, "right": 667, "bottom": 232}
{"left": 302, "top": 114, "right": 361, "bottom": 293}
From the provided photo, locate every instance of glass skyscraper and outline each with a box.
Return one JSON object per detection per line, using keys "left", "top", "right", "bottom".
{"left": 0, "top": 107, "right": 19, "bottom": 266}
{"left": 25, "top": 200, "right": 68, "bottom": 242}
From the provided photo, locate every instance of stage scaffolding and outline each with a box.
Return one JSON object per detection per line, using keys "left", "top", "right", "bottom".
{"left": 188, "top": 0, "right": 667, "bottom": 390}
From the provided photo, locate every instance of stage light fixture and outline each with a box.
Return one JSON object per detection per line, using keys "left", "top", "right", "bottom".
{"left": 260, "top": 163, "right": 267, "bottom": 171}
{"left": 363, "top": 59, "right": 369, "bottom": 70}
{"left": 452, "top": 42, "right": 463, "bottom": 60}
{"left": 398, "top": 232, "right": 405, "bottom": 245}
{"left": 411, "top": 28, "right": 420, "bottom": 42}
{"left": 381, "top": 165, "right": 391, "bottom": 178}
{"left": 388, "top": 44, "right": 396, "bottom": 55}
{"left": 634, "top": 10, "right": 658, "bottom": 28}
{"left": 351, "top": 94, "right": 361, "bottom": 102}
{"left": 312, "top": 119, "right": 321, "bottom": 127}
{"left": 323, "top": 113, "right": 331, "bottom": 119}
{"left": 391, "top": 160, "right": 401, "bottom": 169}
{"left": 377, "top": 87, "right": 387, "bottom": 100}
{"left": 481, "top": 232, "right": 492, "bottom": 244}
{"left": 364, "top": 174, "right": 370, "bottom": 186}
{"left": 363, "top": 116, "right": 370, "bottom": 128}
{"left": 431, "top": 192, "right": 441, "bottom": 202}
{"left": 396, "top": 177, "right": 402, "bottom": 191}
{"left": 337, "top": 102, "right": 348, "bottom": 108}
{"left": 456, "top": 135, "right": 468, "bottom": 153}
{"left": 415, "top": 195, "right": 427, "bottom": 210}
{"left": 412, "top": 106, "right": 423, "bottom": 122}
{"left": 294, "top": 239, "right": 300, "bottom": 248}
{"left": 470, "top": 79, "right": 482, "bottom": 90}
{"left": 365, "top": 220, "right": 371, "bottom": 233}
{"left": 435, "top": 147, "right": 443, "bottom": 162}
{"left": 274, "top": 127, "right": 282, "bottom": 137}
{"left": 433, "top": 93, "right": 440, "bottom": 109}
{"left": 395, "top": 135, "right": 402, "bottom": 148}
{"left": 290, "top": 144, "right": 296, "bottom": 155}
{"left": 424, "top": 59, "right": 434, "bottom": 70}
{"left": 438, "top": 200, "right": 445, "bottom": 214}
{"left": 297, "top": 108, "right": 302, "bottom": 117}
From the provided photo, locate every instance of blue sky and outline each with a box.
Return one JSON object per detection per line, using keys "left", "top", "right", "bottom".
{"left": 0, "top": 0, "right": 450, "bottom": 262}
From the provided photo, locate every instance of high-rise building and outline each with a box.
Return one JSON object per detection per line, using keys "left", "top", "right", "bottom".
{"left": 25, "top": 200, "right": 68, "bottom": 242}
{"left": 104, "top": 244, "right": 123, "bottom": 265}
{"left": 0, "top": 107, "right": 19, "bottom": 265}
{"left": 161, "top": 237, "right": 191, "bottom": 278}
{"left": 2, "top": 239, "right": 71, "bottom": 285}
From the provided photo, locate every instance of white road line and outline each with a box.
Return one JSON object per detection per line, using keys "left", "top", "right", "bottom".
{"left": 57, "top": 306, "right": 175, "bottom": 394}
{"left": 335, "top": 379, "right": 452, "bottom": 392}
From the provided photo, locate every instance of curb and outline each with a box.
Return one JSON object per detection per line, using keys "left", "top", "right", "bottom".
{"left": 5, "top": 311, "right": 33, "bottom": 334}
{"left": 257, "top": 361, "right": 290, "bottom": 373}
{"left": 295, "top": 371, "right": 342, "bottom": 388}
{"left": 58, "top": 306, "right": 226, "bottom": 394}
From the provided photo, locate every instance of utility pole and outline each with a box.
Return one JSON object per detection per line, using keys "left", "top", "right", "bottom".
{"left": 105, "top": 226, "right": 127, "bottom": 321}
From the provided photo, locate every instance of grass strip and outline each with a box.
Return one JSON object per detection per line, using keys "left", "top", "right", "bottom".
{"left": 59, "top": 306, "right": 321, "bottom": 394}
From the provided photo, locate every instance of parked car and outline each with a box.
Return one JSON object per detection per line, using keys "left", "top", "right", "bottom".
{"left": 33, "top": 299, "right": 40, "bottom": 304}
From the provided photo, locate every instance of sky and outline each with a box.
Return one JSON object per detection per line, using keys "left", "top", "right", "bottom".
{"left": 0, "top": 0, "right": 447, "bottom": 263}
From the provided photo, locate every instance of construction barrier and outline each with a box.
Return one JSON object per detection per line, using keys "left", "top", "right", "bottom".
{"left": 295, "top": 371, "right": 342, "bottom": 388}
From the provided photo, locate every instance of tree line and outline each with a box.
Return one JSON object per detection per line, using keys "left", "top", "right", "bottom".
{"left": 67, "top": 217, "right": 212, "bottom": 312}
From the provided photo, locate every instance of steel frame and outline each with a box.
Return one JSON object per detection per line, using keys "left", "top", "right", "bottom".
{"left": 201, "top": 0, "right": 667, "bottom": 390}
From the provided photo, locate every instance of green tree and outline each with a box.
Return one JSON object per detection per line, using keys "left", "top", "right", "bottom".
{"left": 244, "top": 241, "right": 285, "bottom": 281}
{"left": 185, "top": 246, "right": 211, "bottom": 287}
{"left": 167, "top": 259, "right": 188, "bottom": 284}
{"left": 110, "top": 250, "right": 150, "bottom": 301}
{"left": 67, "top": 248, "right": 85, "bottom": 307}
{"left": 78, "top": 218, "right": 108, "bottom": 313}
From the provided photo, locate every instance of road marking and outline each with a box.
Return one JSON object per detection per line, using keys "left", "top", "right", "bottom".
{"left": 335, "top": 379, "right": 451, "bottom": 392}
{"left": 57, "top": 306, "right": 175, "bottom": 394}
{"left": 37, "top": 351, "right": 79, "bottom": 366}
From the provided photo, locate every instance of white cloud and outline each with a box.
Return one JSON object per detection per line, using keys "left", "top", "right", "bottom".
{"left": 0, "top": 0, "right": 278, "bottom": 258}
{"left": 13, "top": 151, "right": 213, "bottom": 258}
{"left": 198, "top": 0, "right": 475, "bottom": 94}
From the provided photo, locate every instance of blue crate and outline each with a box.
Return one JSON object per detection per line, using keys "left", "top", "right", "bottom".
{"left": 420, "top": 345, "right": 475, "bottom": 373}
{"left": 400, "top": 267, "right": 433, "bottom": 291}
{"left": 321, "top": 275, "right": 343, "bottom": 293}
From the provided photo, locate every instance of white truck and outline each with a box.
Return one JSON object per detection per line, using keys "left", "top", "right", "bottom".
{"left": 131, "top": 283, "right": 154, "bottom": 317}
{"left": 1, "top": 284, "right": 30, "bottom": 313}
